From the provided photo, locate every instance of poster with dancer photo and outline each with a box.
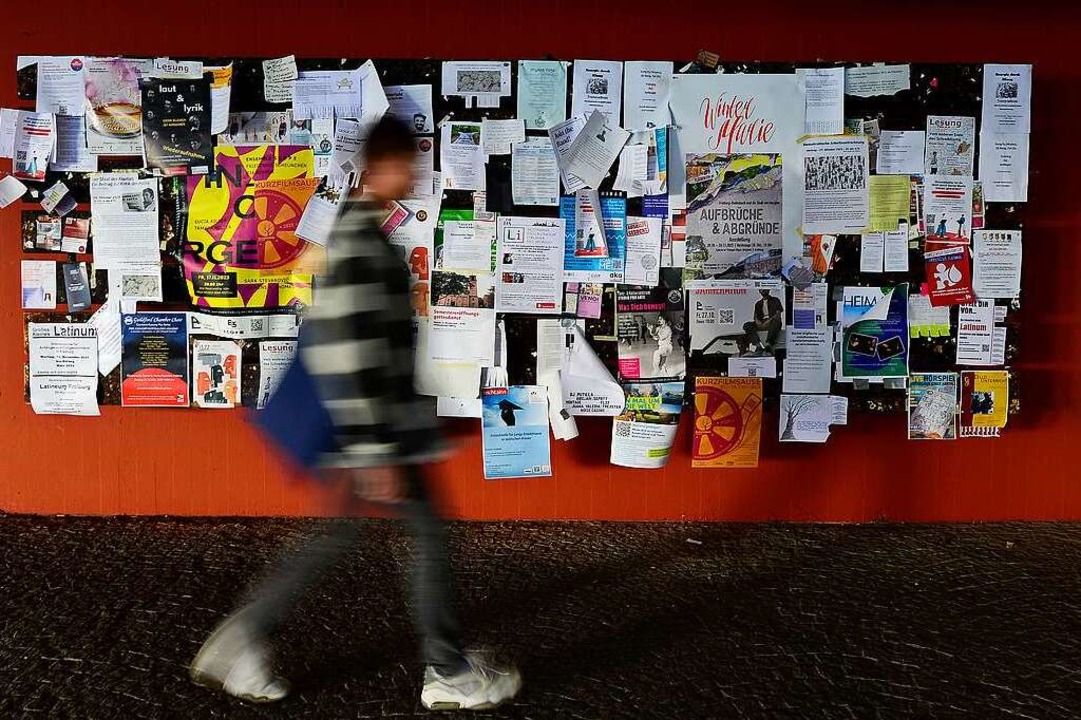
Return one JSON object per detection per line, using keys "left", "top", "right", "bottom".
{"left": 140, "top": 75, "right": 213, "bottom": 175}
{"left": 616, "top": 286, "right": 686, "bottom": 381}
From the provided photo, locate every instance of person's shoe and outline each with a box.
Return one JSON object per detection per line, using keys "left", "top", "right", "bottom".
{"left": 420, "top": 653, "right": 522, "bottom": 711}
{"left": 189, "top": 611, "right": 291, "bottom": 703}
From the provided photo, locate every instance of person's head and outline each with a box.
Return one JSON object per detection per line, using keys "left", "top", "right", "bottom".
{"left": 759, "top": 289, "right": 772, "bottom": 299}
{"left": 657, "top": 315, "right": 669, "bottom": 326}
{"left": 363, "top": 116, "right": 416, "bottom": 201}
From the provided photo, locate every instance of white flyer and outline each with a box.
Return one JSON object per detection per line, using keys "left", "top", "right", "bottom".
{"left": 518, "top": 60, "right": 568, "bottom": 130}
{"left": 802, "top": 136, "right": 870, "bottom": 234}
{"left": 12, "top": 111, "right": 56, "bottom": 183}
{"left": 295, "top": 195, "right": 341, "bottom": 247}
{"left": 437, "top": 396, "right": 482, "bottom": 418}
{"left": 925, "top": 115, "right": 976, "bottom": 176}
{"left": 441, "top": 61, "right": 512, "bottom": 102}
{"left": 623, "top": 216, "right": 662, "bottom": 286}
{"left": 799, "top": 67, "right": 845, "bottom": 136}
{"left": 562, "top": 325, "right": 624, "bottom": 416}
{"left": 294, "top": 62, "right": 385, "bottom": 121}
{"left": 981, "top": 64, "right": 1032, "bottom": 134}
{"left": 36, "top": 56, "right": 86, "bottom": 116}
{"left": 51, "top": 115, "right": 98, "bottom": 173}
{"left": 782, "top": 328, "right": 833, "bottom": 394}
{"left": 439, "top": 220, "right": 491, "bottom": 271}
{"left": 876, "top": 130, "right": 925, "bottom": 175}
{"left": 480, "top": 118, "right": 525, "bottom": 156}
{"left": 623, "top": 61, "right": 671, "bottom": 131}
{"left": 978, "top": 132, "right": 1029, "bottom": 202}
{"left": 511, "top": 137, "right": 560, "bottom": 207}
{"left": 495, "top": 216, "right": 565, "bottom": 314}
{"left": 87, "top": 300, "right": 122, "bottom": 375}
{"left": 860, "top": 232, "right": 884, "bottom": 273}
{"left": 413, "top": 318, "right": 482, "bottom": 397}
{"left": 688, "top": 279, "right": 786, "bottom": 353}
{"left": 571, "top": 59, "right": 623, "bottom": 124}
{"left": 429, "top": 307, "right": 497, "bottom": 365}
{"left": 263, "top": 55, "right": 297, "bottom": 103}
{"left": 729, "top": 356, "right": 777, "bottom": 378}
{"left": 883, "top": 229, "right": 909, "bottom": 272}
{"left": 440, "top": 122, "right": 486, "bottom": 191}
{"left": 28, "top": 323, "right": 99, "bottom": 416}
{"left": 547, "top": 114, "right": 588, "bottom": 193}
{"left": 957, "top": 300, "right": 1006, "bottom": 366}
{"left": 21, "top": 260, "right": 57, "bottom": 310}
{"left": 0, "top": 108, "right": 18, "bottom": 158}
{"left": 0, "top": 174, "right": 27, "bottom": 208}
{"left": 564, "top": 110, "right": 630, "bottom": 189}
{"left": 612, "top": 144, "right": 648, "bottom": 195}
{"left": 385, "top": 84, "right": 434, "bottom": 134}
{"left": 207, "top": 64, "right": 233, "bottom": 135}
{"left": 844, "top": 64, "right": 911, "bottom": 97}
{"left": 257, "top": 340, "right": 298, "bottom": 409}
{"left": 89, "top": 173, "right": 160, "bottom": 270}
{"left": 972, "top": 230, "right": 1022, "bottom": 299}
{"left": 791, "top": 282, "right": 828, "bottom": 330}
{"left": 779, "top": 394, "right": 834, "bottom": 443}
{"left": 924, "top": 176, "right": 974, "bottom": 242}
{"left": 610, "top": 381, "right": 684, "bottom": 469}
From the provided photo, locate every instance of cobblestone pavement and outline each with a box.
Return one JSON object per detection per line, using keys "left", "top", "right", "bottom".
{"left": 1, "top": 516, "right": 1079, "bottom": 719}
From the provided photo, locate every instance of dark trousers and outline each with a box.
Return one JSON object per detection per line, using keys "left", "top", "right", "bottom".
{"left": 241, "top": 465, "right": 467, "bottom": 676}
{"left": 742, "top": 318, "right": 782, "bottom": 348}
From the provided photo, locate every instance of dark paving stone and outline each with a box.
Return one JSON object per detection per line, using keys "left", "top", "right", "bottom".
{"left": 0, "top": 515, "right": 1079, "bottom": 719}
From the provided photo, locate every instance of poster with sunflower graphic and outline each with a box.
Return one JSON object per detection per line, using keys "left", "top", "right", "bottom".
{"left": 183, "top": 145, "right": 321, "bottom": 310}
{"left": 691, "top": 376, "right": 763, "bottom": 468}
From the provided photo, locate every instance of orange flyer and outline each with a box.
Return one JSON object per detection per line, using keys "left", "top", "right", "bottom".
{"left": 692, "top": 377, "right": 763, "bottom": 468}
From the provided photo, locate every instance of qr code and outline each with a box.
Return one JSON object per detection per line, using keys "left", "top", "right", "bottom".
{"left": 717, "top": 309, "right": 735, "bottom": 324}
{"left": 615, "top": 423, "right": 632, "bottom": 438}
{"left": 251, "top": 318, "right": 265, "bottom": 333}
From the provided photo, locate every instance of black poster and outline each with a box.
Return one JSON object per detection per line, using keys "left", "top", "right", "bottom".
{"left": 140, "top": 75, "right": 212, "bottom": 175}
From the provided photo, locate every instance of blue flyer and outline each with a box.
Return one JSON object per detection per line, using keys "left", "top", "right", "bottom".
{"left": 481, "top": 385, "right": 552, "bottom": 480}
{"left": 560, "top": 192, "right": 627, "bottom": 283}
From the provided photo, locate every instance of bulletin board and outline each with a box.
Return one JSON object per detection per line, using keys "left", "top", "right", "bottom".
{"left": 13, "top": 56, "right": 1022, "bottom": 419}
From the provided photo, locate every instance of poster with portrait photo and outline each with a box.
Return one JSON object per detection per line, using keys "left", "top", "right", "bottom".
{"left": 140, "top": 75, "right": 212, "bottom": 175}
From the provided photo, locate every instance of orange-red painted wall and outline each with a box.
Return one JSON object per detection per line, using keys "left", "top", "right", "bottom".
{"left": 2, "top": 0, "right": 1078, "bottom": 520}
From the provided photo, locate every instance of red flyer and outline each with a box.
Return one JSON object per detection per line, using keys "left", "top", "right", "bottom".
{"left": 923, "top": 244, "right": 975, "bottom": 307}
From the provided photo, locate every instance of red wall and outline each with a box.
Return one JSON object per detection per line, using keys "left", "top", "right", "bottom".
{"left": 2, "top": 0, "right": 1078, "bottom": 520}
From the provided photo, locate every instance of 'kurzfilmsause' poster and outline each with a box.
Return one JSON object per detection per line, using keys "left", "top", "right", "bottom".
{"left": 183, "top": 145, "right": 321, "bottom": 310}
{"left": 684, "top": 153, "right": 782, "bottom": 280}
{"left": 140, "top": 75, "right": 213, "bottom": 175}
{"left": 120, "top": 312, "right": 189, "bottom": 407}
{"left": 616, "top": 285, "right": 686, "bottom": 381}
{"left": 840, "top": 284, "right": 909, "bottom": 379}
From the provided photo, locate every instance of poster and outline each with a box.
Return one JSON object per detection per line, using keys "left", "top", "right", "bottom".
{"left": 972, "top": 229, "right": 1022, "bottom": 299}
{"left": 84, "top": 57, "right": 151, "bottom": 155}
{"left": 623, "top": 216, "right": 662, "bottom": 286}
{"left": 28, "top": 323, "right": 99, "bottom": 416}
{"left": 120, "top": 312, "right": 189, "bottom": 407}
{"left": 616, "top": 286, "right": 686, "bottom": 380}
{"left": 440, "top": 122, "right": 485, "bottom": 191}
{"left": 801, "top": 136, "right": 870, "bottom": 234}
{"left": 923, "top": 244, "right": 975, "bottom": 306}
{"left": 511, "top": 137, "right": 560, "bottom": 206}
{"left": 90, "top": 173, "right": 160, "bottom": 270}
{"left": 481, "top": 386, "right": 552, "bottom": 480}
{"left": 924, "top": 176, "right": 973, "bottom": 243}
{"left": 257, "top": 340, "right": 298, "bottom": 409}
{"left": 571, "top": 60, "right": 623, "bottom": 123}
{"left": 981, "top": 64, "right": 1032, "bottom": 135}
{"left": 183, "top": 144, "right": 320, "bottom": 310}
{"left": 925, "top": 115, "right": 975, "bottom": 176}
{"left": 960, "top": 370, "right": 1009, "bottom": 438}
{"left": 691, "top": 377, "right": 763, "bottom": 469}
{"left": 559, "top": 192, "right": 626, "bottom": 282}
{"left": 36, "top": 56, "right": 86, "bottom": 116}
{"left": 685, "top": 153, "right": 783, "bottom": 279}
{"left": 839, "top": 284, "right": 909, "bottom": 379}
{"left": 908, "top": 372, "right": 958, "bottom": 440}
{"left": 687, "top": 279, "right": 786, "bottom": 357}
{"left": 610, "top": 382, "right": 685, "bottom": 469}
{"left": 957, "top": 300, "right": 1006, "bottom": 366}
{"left": 192, "top": 339, "right": 241, "bottom": 408}
{"left": 518, "top": 60, "right": 568, "bottom": 130}
{"left": 668, "top": 73, "right": 805, "bottom": 262}
{"left": 779, "top": 395, "right": 837, "bottom": 443}
{"left": 385, "top": 84, "right": 434, "bottom": 134}
{"left": 21, "top": 260, "right": 57, "bottom": 310}
{"left": 495, "top": 216, "right": 564, "bottom": 313}
{"left": 12, "top": 111, "right": 55, "bottom": 182}
{"left": 140, "top": 75, "right": 212, "bottom": 175}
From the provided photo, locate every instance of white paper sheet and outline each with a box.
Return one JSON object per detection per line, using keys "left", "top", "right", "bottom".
{"left": 21, "top": 260, "right": 57, "bottom": 309}
{"left": 957, "top": 300, "right": 1006, "bottom": 366}
{"left": 386, "top": 84, "right": 434, "bottom": 134}
{"left": 441, "top": 60, "right": 511, "bottom": 100}
{"left": 429, "top": 307, "right": 497, "bottom": 365}
{"left": 207, "top": 65, "right": 233, "bottom": 135}
{"left": 295, "top": 195, "right": 341, "bottom": 247}
{"left": 982, "top": 64, "right": 1032, "bottom": 134}
{"left": 89, "top": 174, "right": 160, "bottom": 270}
{"left": 729, "top": 356, "right": 777, "bottom": 379}
{"left": 844, "top": 64, "right": 910, "bottom": 97}
{"left": 978, "top": 132, "right": 1029, "bottom": 202}
{"left": 860, "top": 232, "right": 885, "bottom": 272}
{"left": 623, "top": 216, "right": 662, "bottom": 286}
{"left": 518, "top": 60, "right": 568, "bottom": 130}
{"left": 565, "top": 110, "right": 630, "bottom": 189}
{"left": 263, "top": 55, "right": 297, "bottom": 103}
{"left": 802, "top": 136, "right": 870, "bottom": 234}
{"left": 571, "top": 59, "right": 623, "bottom": 124}
{"left": 0, "top": 108, "right": 18, "bottom": 158}
{"left": 511, "top": 137, "right": 560, "bottom": 207}
{"left": 779, "top": 394, "right": 834, "bottom": 442}
{"left": 883, "top": 229, "right": 909, "bottom": 272}
{"left": 925, "top": 115, "right": 976, "bottom": 177}
{"left": 437, "top": 396, "right": 482, "bottom": 418}
{"left": 547, "top": 114, "right": 588, "bottom": 193}
{"left": 623, "top": 61, "right": 671, "bottom": 131}
{"left": 440, "top": 122, "right": 486, "bottom": 191}
{"left": 799, "top": 67, "right": 845, "bottom": 135}
{"left": 612, "top": 143, "right": 648, "bottom": 195}
{"left": 562, "top": 325, "right": 624, "bottom": 416}
{"left": 36, "top": 56, "right": 85, "bottom": 116}
{"left": 782, "top": 328, "right": 832, "bottom": 394}
{"left": 0, "top": 174, "right": 27, "bottom": 208}
{"left": 973, "top": 229, "right": 1022, "bottom": 299}
{"left": 28, "top": 323, "right": 99, "bottom": 416}
{"left": 480, "top": 118, "right": 525, "bottom": 156}
{"left": 876, "top": 130, "right": 925, "bottom": 175}
{"left": 86, "top": 300, "right": 122, "bottom": 375}
{"left": 50, "top": 115, "right": 97, "bottom": 172}
{"left": 12, "top": 111, "right": 55, "bottom": 183}
{"left": 495, "top": 216, "right": 565, "bottom": 314}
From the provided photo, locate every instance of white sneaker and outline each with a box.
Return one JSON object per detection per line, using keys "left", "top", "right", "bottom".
{"left": 189, "top": 612, "right": 291, "bottom": 703}
{"left": 420, "top": 653, "right": 522, "bottom": 711}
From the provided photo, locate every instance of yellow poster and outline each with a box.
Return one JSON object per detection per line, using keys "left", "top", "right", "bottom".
{"left": 960, "top": 370, "right": 1009, "bottom": 437}
{"left": 867, "top": 175, "right": 910, "bottom": 232}
{"left": 183, "top": 145, "right": 322, "bottom": 310}
{"left": 692, "top": 377, "right": 763, "bottom": 468}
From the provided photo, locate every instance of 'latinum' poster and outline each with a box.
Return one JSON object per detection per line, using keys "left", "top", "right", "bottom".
{"left": 684, "top": 153, "right": 782, "bottom": 280}
{"left": 183, "top": 145, "right": 320, "bottom": 310}
{"left": 140, "top": 75, "right": 213, "bottom": 175}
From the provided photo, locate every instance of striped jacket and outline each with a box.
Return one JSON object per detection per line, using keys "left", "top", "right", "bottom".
{"left": 301, "top": 197, "right": 445, "bottom": 468}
